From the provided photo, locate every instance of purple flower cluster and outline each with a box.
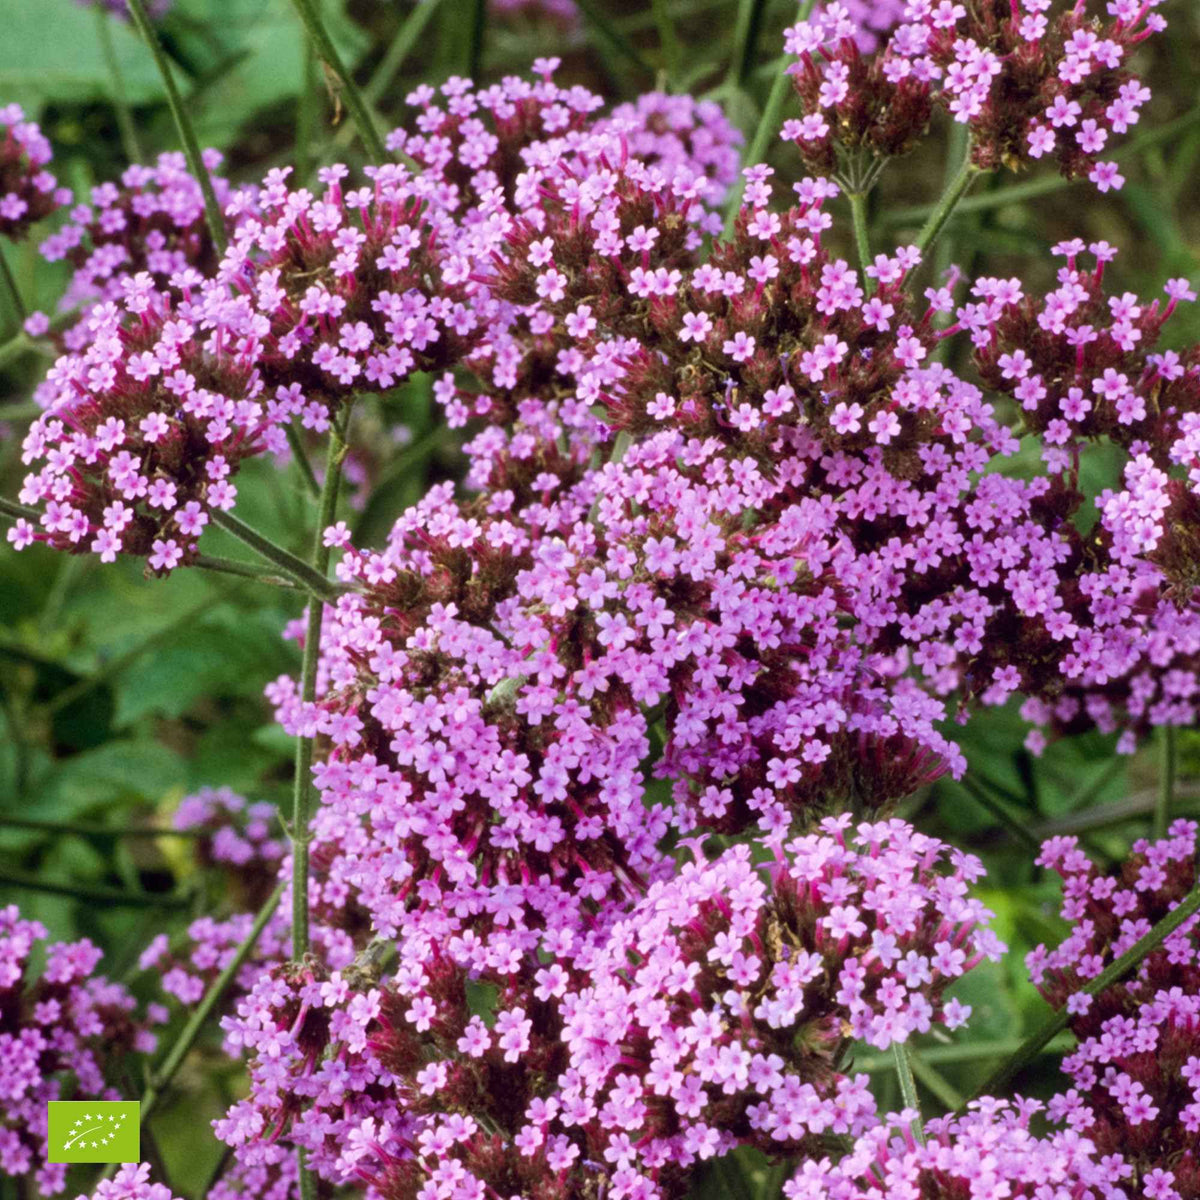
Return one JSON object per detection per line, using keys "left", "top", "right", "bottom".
{"left": 0, "top": 104, "right": 69, "bottom": 240}
{"left": 788, "top": 0, "right": 1162, "bottom": 189}
{"left": 80, "top": 1162, "right": 183, "bottom": 1200}
{"left": 1030, "top": 824, "right": 1200, "bottom": 1198}
{"left": 208, "top": 818, "right": 998, "bottom": 1200}
{"left": 9, "top": 67, "right": 738, "bottom": 574}
{"left": 789, "top": 1099, "right": 1132, "bottom": 1200}
{"left": 0, "top": 908, "right": 163, "bottom": 1196}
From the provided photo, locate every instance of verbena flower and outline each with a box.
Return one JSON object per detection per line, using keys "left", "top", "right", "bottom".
{"left": 0, "top": 104, "right": 69, "bottom": 241}
{"left": 78, "top": 1162, "right": 184, "bottom": 1200}
{"left": 787, "top": 0, "right": 1162, "bottom": 190}
{"left": 213, "top": 819, "right": 999, "bottom": 1200}
{"left": 0, "top": 907, "right": 163, "bottom": 1196}
{"left": 1029, "top": 823, "right": 1200, "bottom": 1197}
{"left": 794, "top": 1099, "right": 1132, "bottom": 1200}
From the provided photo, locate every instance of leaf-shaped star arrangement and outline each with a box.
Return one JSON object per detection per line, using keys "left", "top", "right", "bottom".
{"left": 62, "top": 1112, "right": 125, "bottom": 1151}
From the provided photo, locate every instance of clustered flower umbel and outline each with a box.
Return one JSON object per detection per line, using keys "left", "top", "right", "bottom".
{"left": 0, "top": 908, "right": 163, "bottom": 1196}
{"left": 1030, "top": 823, "right": 1200, "bottom": 1200}
{"left": 6, "top": 8, "right": 1200, "bottom": 1200}
{"left": 172, "top": 784, "right": 287, "bottom": 909}
{"left": 0, "top": 104, "right": 68, "bottom": 240}
{"left": 39, "top": 150, "right": 232, "bottom": 340}
{"left": 787, "top": 1099, "right": 1133, "bottom": 1200}
{"left": 8, "top": 67, "right": 738, "bottom": 575}
{"left": 788, "top": 0, "right": 1162, "bottom": 191}
{"left": 213, "top": 819, "right": 999, "bottom": 1200}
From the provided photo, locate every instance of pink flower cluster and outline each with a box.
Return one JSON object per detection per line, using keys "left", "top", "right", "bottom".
{"left": 789, "top": 1099, "right": 1132, "bottom": 1200}
{"left": 9, "top": 67, "right": 738, "bottom": 574}
{"left": 173, "top": 784, "right": 286, "bottom": 908}
{"left": 0, "top": 104, "right": 68, "bottom": 240}
{"left": 0, "top": 907, "right": 163, "bottom": 1196}
{"left": 1030, "top": 824, "right": 1200, "bottom": 1198}
{"left": 81, "top": 1163, "right": 183, "bottom": 1200}
{"left": 39, "top": 150, "right": 231, "bottom": 339}
{"left": 787, "top": 0, "right": 1162, "bottom": 189}
{"left": 208, "top": 818, "right": 998, "bottom": 1200}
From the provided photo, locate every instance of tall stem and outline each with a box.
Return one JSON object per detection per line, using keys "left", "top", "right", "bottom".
{"left": 650, "top": 0, "right": 681, "bottom": 86}
{"left": 98, "top": 882, "right": 286, "bottom": 1184}
{"left": 892, "top": 1043, "right": 926, "bottom": 1145}
{"left": 287, "top": 0, "right": 387, "bottom": 162}
{"left": 721, "top": 0, "right": 815, "bottom": 239}
{"left": 289, "top": 411, "right": 349, "bottom": 1200}
{"left": 95, "top": 2, "right": 144, "bottom": 164}
{"left": 364, "top": 0, "right": 444, "bottom": 107}
{"left": 291, "top": 421, "right": 346, "bottom": 957}
{"left": 848, "top": 190, "right": 872, "bottom": 284}
{"left": 1154, "top": 725, "right": 1178, "bottom": 840}
{"left": 976, "top": 882, "right": 1200, "bottom": 1099}
{"left": 125, "top": 0, "right": 226, "bottom": 254}
{"left": 209, "top": 508, "right": 348, "bottom": 601}
{"left": 0, "top": 496, "right": 39, "bottom": 523}
{"left": 914, "top": 149, "right": 979, "bottom": 257}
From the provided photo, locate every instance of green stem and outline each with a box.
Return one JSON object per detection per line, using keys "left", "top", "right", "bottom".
{"left": 285, "top": 423, "right": 321, "bottom": 499}
{"left": 0, "top": 307, "right": 80, "bottom": 370}
{"left": 0, "top": 250, "right": 27, "bottom": 324}
{"left": 853, "top": 1034, "right": 1074, "bottom": 1071}
{"left": 726, "top": 0, "right": 767, "bottom": 87}
{"left": 907, "top": 1049, "right": 965, "bottom": 1112}
{"left": 884, "top": 103, "right": 1200, "bottom": 229}
{"left": 976, "top": 882, "right": 1200, "bottom": 1099}
{"left": 464, "top": 0, "right": 487, "bottom": 78}
{"left": 363, "top": 0, "right": 445, "bottom": 107}
{"left": 892, "top": 1043, "right": 926, "bottom": 1145}
{"left": 959, "top": 773, "right": 1041, "bottom": 852}
{"left": 287, "top": 0, "right": 387, "bottom": 161}
{"left": 573, "top": 0, "right": 656, "bottom": 80}
{"left": 95, "top": 2, "right": 145, "bottom": 164}
{"left": 650, "top": 0, "right": 681, "bottom": 86}
{"left": 0, "top": 866, "right": 190, "bottom": 908}
{"left": 913, "top": 151, "right": 979, "bottom": 257}
{"left": 0, "top": 496, "right": 38, "bottom": 523}
{"left": 720, "top": 0, "right": 815, "bottom": 239}
{"left": 125, "top": 0, "right": 227, "bottom": 254}
{"left": 209, "top": 509, "right": 349, "bottom": 602}
{"left": 139, "top": 881, "right": 284, "bottom": 1121}
{"left": 0, "top": 813, "right": 204, "bottom": 838}
{"left": 848, "top": 190, "right": 872, "bottom": 283}
{"left": 288, "top": 413, "right": 348, "bottom": 1200}
{"left": 194, "top": 553, "right": 307, "bottom": 591}
{"left": 1154, "top": 725, "right": 1178, "bottom": 841}
{"left": 295, "top": 29, "right": 321, "bottom": 184}
{"left": 291, "top": 419, "right": 347, "bottom": 959}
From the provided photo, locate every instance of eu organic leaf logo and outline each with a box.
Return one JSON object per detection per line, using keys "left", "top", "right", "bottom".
{"left": 47, "top": 1101, "right": 140, "bottom": 1164}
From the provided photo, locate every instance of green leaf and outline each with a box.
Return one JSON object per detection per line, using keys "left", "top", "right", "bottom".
{"left": 172, "top": 0, "right": 368, "bottom": 146}
{"left": 37, "top": 739, "right": 184, "bottom": 822}
{"left": 113, "top": 608, "right": 291, "bottom": 727}
{"left": 0, "top": 0, "right": 167, "bottom": 110}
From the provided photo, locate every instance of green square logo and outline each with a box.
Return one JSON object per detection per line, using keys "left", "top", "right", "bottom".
{"left": 47, "top": 1102, "right": 140, "bottom": 1163}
